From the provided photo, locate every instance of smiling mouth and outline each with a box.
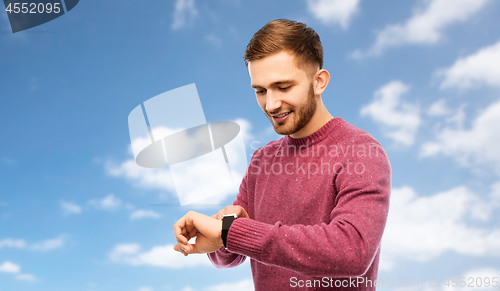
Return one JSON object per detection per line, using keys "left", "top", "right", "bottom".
{"left": 272, "top": 111, "right": 291, "bottom": 118}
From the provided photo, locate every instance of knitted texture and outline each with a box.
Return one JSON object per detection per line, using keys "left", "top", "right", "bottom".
{"left": 208, "top": 118, "right": 391, "bottom": 290}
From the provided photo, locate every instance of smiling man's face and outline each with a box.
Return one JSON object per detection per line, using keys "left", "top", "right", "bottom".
{"left": 249, "top": 50, "right": 320, "bottom": 138}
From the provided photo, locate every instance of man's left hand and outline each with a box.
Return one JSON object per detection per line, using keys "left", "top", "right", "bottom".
{"left": 173, "top": 211, "right": 223, "bottom": 256}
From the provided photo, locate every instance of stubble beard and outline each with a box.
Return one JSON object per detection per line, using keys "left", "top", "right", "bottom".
{"left": 268, "top": 84, "right": 317, "bottom": 136}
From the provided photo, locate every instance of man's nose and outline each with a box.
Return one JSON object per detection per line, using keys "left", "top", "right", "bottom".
{"left": 266, "top": 90, "right": 282, "bottom": 113}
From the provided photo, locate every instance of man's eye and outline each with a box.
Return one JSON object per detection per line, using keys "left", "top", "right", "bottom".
{"left": 256, "top": 90, "right": 266, "bottom": 94}
{"left": 279, "top": 86, "right": 292, "bottom": 91}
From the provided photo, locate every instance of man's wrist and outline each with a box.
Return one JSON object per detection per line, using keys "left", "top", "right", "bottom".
{"left": 218, "top": 220, "right": 223, "bottom": 248}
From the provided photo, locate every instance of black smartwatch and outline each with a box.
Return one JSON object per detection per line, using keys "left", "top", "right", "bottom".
{"left": 221, "top": 214, "right": 238, "bottom": 249}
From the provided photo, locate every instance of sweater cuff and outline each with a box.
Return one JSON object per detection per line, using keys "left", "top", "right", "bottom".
{"left": 226, "top": 218, "right": 273, "bottom": 259}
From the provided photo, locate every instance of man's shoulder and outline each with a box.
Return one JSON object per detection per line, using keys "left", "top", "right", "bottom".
{"left": 334, "top": 118, "right": 381, "bottom": 147}
{"left": 332, "top": 118, "right": 390, "bottom": 165}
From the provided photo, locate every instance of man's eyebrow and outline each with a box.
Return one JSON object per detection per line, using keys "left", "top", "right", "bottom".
{"left": 251, "top": 80, "right": 294, "bottom": 89}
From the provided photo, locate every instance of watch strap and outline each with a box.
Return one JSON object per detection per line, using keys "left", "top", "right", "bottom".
{"left": 221, "top": 214, "right": 237, "bottom": 249}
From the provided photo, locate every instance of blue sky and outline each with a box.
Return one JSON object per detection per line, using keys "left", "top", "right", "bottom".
{"left": 1, "top": 0, "right": 500, "bottom": 290}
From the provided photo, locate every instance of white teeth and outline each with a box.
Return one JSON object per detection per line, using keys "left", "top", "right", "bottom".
{"left": 276, "top": 112, "right": 290, "bottom": 118}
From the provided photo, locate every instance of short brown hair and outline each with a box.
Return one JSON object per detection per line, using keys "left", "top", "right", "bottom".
{"left": 244, "top": 19, "right": 323, "bottom": 72}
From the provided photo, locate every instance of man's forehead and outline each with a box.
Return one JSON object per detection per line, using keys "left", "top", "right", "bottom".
{"left": 248, "top": 51, "right": 306, "bottom": 88}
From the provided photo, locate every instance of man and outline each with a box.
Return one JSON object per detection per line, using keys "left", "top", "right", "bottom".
{"left": 173, "top": 19, "right": 391, "bottom": 290}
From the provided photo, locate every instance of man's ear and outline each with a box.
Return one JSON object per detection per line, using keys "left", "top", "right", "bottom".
{"left": 313, "top": 69, "right": 330, "bottom": 96}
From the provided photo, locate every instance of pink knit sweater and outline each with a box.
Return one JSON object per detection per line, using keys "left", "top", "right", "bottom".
{"left": 208, "top": 118, "right": 391, "bottom": 290}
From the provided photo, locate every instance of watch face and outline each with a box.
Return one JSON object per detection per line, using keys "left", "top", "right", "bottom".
{"left": 222, "top": 215, "right": 237, "bottom": 229}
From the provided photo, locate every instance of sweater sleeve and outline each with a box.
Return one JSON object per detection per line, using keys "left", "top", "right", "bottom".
{"left": 206, "top": 150, "right": 255, "bottom": 268}
{"left": 224, "top": 143, "right": 391, "bottom": 277}
{"left": 206, "top": 184, "right": 248, "bottom": 268}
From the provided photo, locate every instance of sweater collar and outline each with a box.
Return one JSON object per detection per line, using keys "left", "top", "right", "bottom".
{"left": 284, "top": 117, "right": 342, "bottom": 147}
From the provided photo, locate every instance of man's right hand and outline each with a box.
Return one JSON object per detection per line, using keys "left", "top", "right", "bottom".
{"left": 212, "top": 205, "right": 249, "bottom": 220}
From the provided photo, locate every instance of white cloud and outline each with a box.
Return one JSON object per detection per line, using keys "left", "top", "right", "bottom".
{"left": 445, "top": 104, "right": 467, "bottom": 128}
{"left": 16, "top": 273, "right": 37, "bottom": 281}
{"left": 171, "top": 0, "right": 198, "bottom": 30}
{"left": 130, "top": 210, "right": 161, "bottom": 220}
{"left": 0, "top": 261, "right": 20, "bottom": 273}
{"left": 109, "top": 243, "right": 212, "bottom": 268}
{"left": 380, "top": 185, "right": 500, "bottom": 270}
{"left": 205, "top": 279, "right": 254, "bottom": 291}
{"left": 88, "top": 195, "right": 122, "bottom": 211}
{"left": 0, "top": 236, "right": 64, "bottom": 252}
{"left": 137, "top": 287, "right": 153, "bottom": 291}
{"left": 60, "top": 201, "right": 82, "bottom": 215}
{"left": 428, "top": 99, "right": 450, "bottom": 116}
{"left": 110, "top": 243, "right": 141, "bottom": 255}
{"left": 421, "top": 100, "right": 500, "bottom": 172}
{"left": 30, "top": 237, "right": 65, "bottom": 252}
{"left": 360, "top": 81, "right": 420, "bottom": 145}
{"left": 306, "top": 0, "right": 360, "bottom": 29}
{"left": 107, "top": 159, "right": 176, "bottom": 192}
{"left": 351, "top": 0, "right": 490, "bottom": 58}
{"left": 0, "top": 238, "right": 27, "bottom": 249}
{"left": 234, "top": 118, "right": 254, "bottom": 143}
{"left": 0, "top": 262, "right": 37, "bottom": 282}
{"left": 438, "top": 40, "right": 500, "bottom": 90}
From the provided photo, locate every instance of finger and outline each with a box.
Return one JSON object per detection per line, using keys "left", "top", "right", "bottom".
{"left": 183, "top": 216, "right": 198, "bottom": 243}
{"left": 224, "top": 205, "right": 233, "bottom": 214}
{"left": 188, "top": 228, "right": 197, "bottom": 240}
{"left": 223, "top": 205, "right": 244, "bottom": 217}
{"left": 190, "top": 243, "right": 201, "bottom": 254}
{"left": 174, "top": 228, "right": 188, "bottom": 244}
{"left": 182, "top": 225, "right": 195, "bottom": 242}
{"left": 173, "top": 219, "right": 188, "bottom": 244}
{"left": 179, "top": 243, "right": 198, "bottom": 255}
{"left": 180, "top": 229, "right": 191, "bottom": 242}
{"left": 184, "top": 232, "right": 192, "bottom": 242}
{"left": 232, "top": 205, "right": 249, "bottom": 218}
{"left": 174, "top": 243, "right": 188, "bottom": 256}
{"left": 186, "top": 219, "right": 196, "bottom": 236}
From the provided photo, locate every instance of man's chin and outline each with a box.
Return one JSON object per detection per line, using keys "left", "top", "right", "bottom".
{"left": 272, "top": 124, "right": 296, "bottom": 136}
{"left": 267, "top": 113, "right": 298, "bottom": 135}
